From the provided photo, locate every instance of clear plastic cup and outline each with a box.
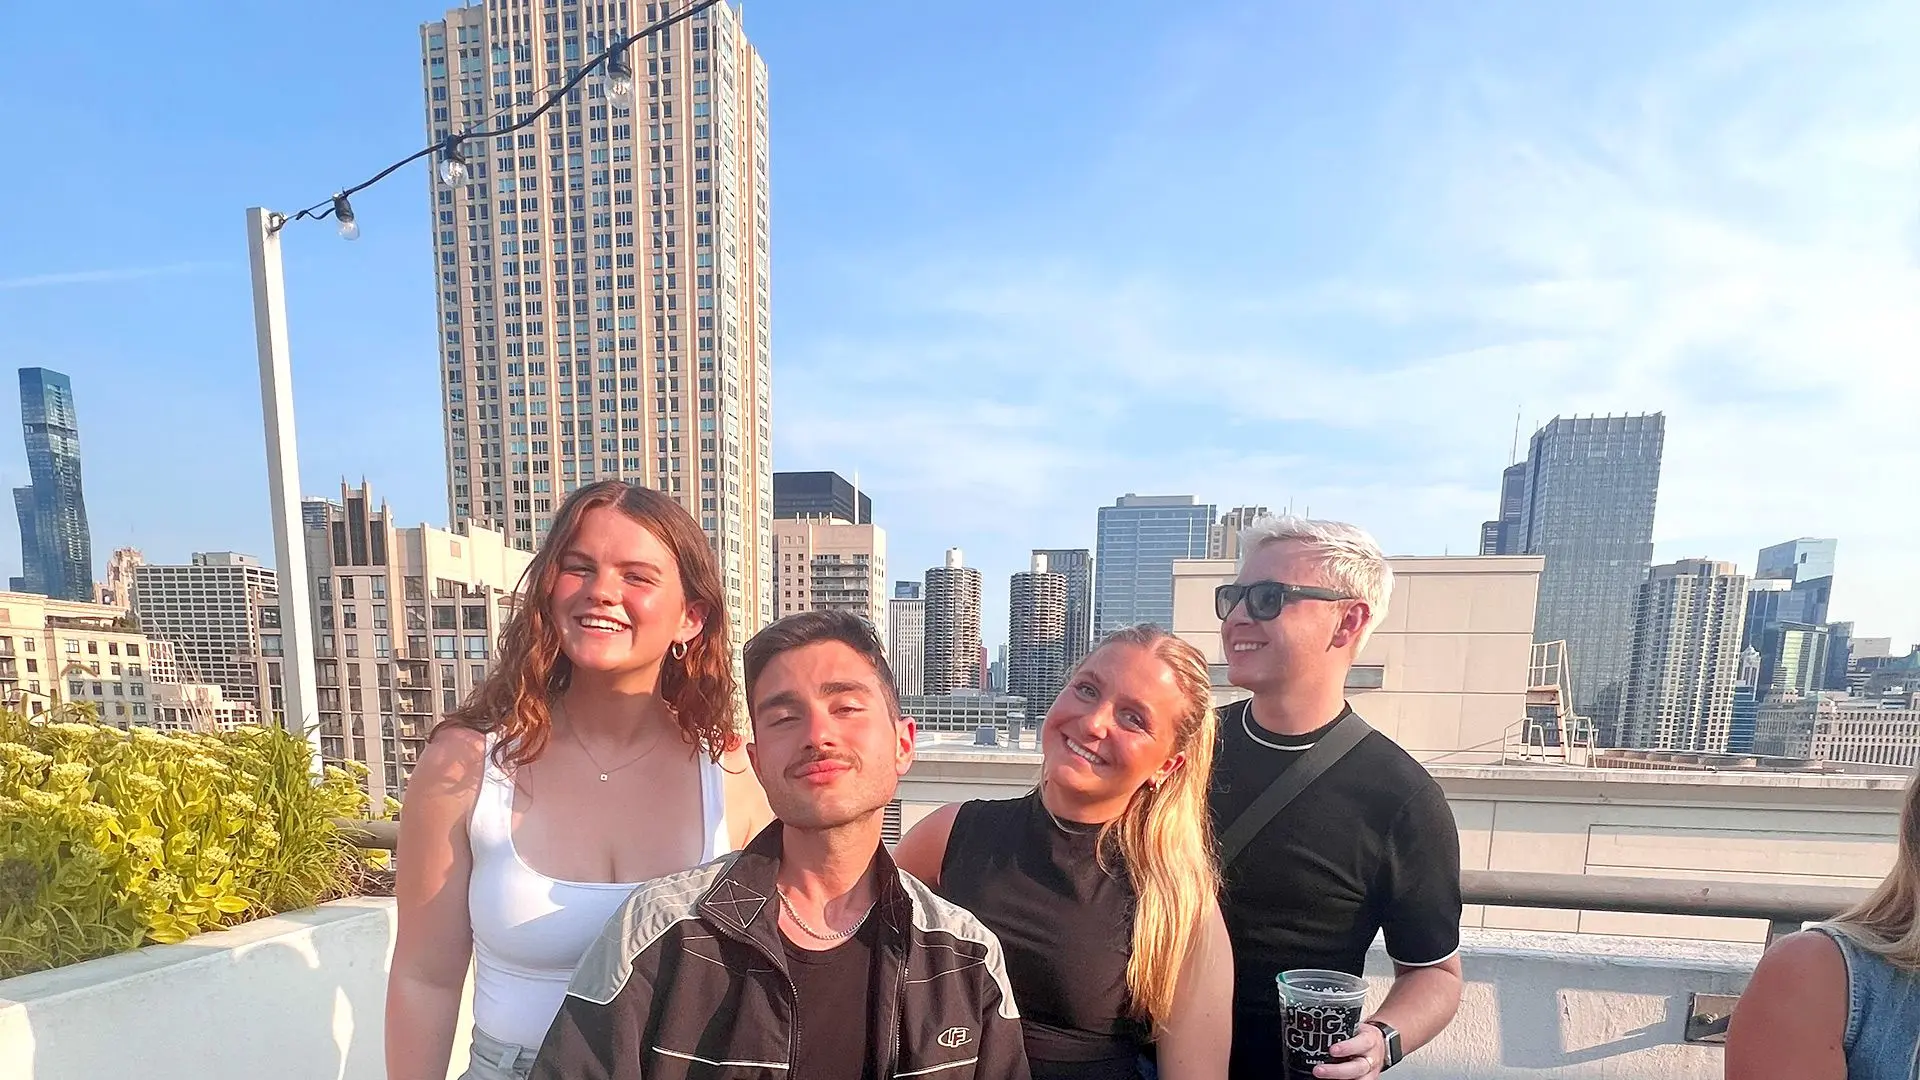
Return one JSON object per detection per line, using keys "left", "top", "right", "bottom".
{"left": 1277, "top": 968, "right": 1370, "bottom": 1079}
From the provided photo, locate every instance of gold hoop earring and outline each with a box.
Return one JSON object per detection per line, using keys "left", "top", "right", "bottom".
{"left": 670, "top": 639, "right": 689, "bottom": 660}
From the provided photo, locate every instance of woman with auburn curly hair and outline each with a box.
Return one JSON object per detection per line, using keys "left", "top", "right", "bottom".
{"left": 386, "top": 481, "right": 772, "bottom": 1080}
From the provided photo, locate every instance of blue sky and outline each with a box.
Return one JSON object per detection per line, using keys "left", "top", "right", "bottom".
{"left": 2, "top": 0, "right": 1916, "bottom": 654}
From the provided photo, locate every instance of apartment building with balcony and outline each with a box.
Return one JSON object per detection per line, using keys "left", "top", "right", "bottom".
{"left": 303, "top": 483, "right": 533, "bottom": 802}
{"left": 769, "top": 515, "right": 885, "bottom": 636}
{"left": 0, "top": 592, "right": 152, "bottom": 723}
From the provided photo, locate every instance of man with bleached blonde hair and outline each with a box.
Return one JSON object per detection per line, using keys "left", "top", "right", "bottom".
{"left": 1209, "top": 517, "right": 1462, "bottom": 1079}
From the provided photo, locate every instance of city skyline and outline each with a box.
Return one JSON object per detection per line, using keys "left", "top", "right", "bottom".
{"left": 2, "top": 0, "right": 1917, "bottom": 657}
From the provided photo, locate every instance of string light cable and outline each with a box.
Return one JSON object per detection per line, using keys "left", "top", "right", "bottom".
{"left": 268, "top": 0, "right": 722, "bottom": 239}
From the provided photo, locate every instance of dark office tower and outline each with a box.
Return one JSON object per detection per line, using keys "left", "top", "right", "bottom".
{"left": 1009, "top": 554, "right": 1070, "bottom": 716}
{"left": 1479, "top": 463, "right": 1528, "bottom": 556}
{"left": 1512, "top": 414, "right": 1665, "bottom": 737}
{"left": 1824, "top": 621, "right": 1855, "bottom": 692}
{"left": 1031, "top": 548, "right": 1092, "bottom": 666}
{"left": 11, "top": 369, "right": 93, "bottom": 601}
{"left": 772, "top": 471, "right": 872, "bottom": 525}
{"left": 923, "top": 549, "right": 983, "bottom": 695}
{"left": 1093, "top": 494, "right": 1215, "bottom": 638}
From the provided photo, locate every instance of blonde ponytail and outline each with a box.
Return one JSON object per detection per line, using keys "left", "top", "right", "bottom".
{"left": 1085, "top": 626, "right": 1221, "bottom": 1029}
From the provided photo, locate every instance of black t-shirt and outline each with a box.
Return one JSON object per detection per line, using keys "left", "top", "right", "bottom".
{"left": 1208, "top": 699, "right": 1461, "bottom": 1075}
{"left": 782, "top": 915, "right": 880, "bottom": 1080}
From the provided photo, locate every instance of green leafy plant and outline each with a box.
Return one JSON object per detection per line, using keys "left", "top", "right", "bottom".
{"left": 0, "top": 708, "right": 377, "bottom": 979}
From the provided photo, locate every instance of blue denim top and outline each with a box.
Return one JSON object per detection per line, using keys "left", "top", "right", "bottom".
{"left": 1809, "top": 925, "right": 1920, "bottom": 1080}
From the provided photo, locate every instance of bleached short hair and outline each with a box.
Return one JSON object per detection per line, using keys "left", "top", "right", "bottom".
{"left": 1237, "top": 516, "right": 1394, "bottom": 631}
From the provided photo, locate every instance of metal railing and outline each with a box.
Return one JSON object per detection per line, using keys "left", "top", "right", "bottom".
{"left": 338, "top": 819, "right": 1868, "bottom": 944}
{"left": 1463, "top": 869, "right": 1869, "bottom": 945}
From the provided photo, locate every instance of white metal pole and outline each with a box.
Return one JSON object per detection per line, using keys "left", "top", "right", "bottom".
{"left": 246, "top": 207, "right": 322, "bottom": 773}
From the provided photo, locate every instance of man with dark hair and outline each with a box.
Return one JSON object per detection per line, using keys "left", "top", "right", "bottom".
{"left": 533, "top": 610, "right": 1031, "bottom": 1080}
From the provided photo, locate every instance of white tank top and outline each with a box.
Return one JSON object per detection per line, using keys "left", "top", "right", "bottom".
{"left": 467, "top": 732, "right": 730, "bottom": 1048}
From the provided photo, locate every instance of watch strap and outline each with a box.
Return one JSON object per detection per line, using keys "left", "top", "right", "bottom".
{"left": 1364, "top": 1020, "right": 1403, "bottom": 1069}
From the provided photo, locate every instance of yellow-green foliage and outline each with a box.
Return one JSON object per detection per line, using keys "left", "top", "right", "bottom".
{"left": 0, "top": 709, "right": 373, "bottom": 979}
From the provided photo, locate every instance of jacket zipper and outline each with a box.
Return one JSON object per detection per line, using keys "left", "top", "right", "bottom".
{"left": 723, "top": 920, "right": 798, "bottom": 1072}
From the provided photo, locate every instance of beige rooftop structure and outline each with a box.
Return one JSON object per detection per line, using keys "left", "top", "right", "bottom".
{"left": 1172, "top": 555, "right": 1546, "bottom": 765}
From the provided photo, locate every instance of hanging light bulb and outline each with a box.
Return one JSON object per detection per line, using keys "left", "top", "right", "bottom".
{"left": 605, "top": 42, "right": 634, "bottom": 103}
{"left": 332, "top": 194, "right": 360, "bottom": 241}
{"left": 438, "top": 137, "right": 470, "bottom": 187}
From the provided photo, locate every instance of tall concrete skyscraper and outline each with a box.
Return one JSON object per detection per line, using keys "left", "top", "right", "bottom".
{"left": 1031, "top": 548, "right": 1092, "bottom": 666}
{"left": 1009, "top": 553, "right": 1069, "bottom": 715}
{"left": 1093, "top": 494, "right": 1214, "bottom": 638}
{"left": 887, "top": 581, "right": 924, "bottom": 696}
{"left": 12, "top": 368, "right": 93, "bottom": 601}
{"left": 419, "top": 1, "right": 772, "bottom": 647}
{"left": 923, "top": 549, "right": 982, "bottom": 696}
{"left": 1501, "top": 414, "right": 1665, "bottom": 734}
{"left": 1619, "top": 559, "right": 1748, "bottom": 752}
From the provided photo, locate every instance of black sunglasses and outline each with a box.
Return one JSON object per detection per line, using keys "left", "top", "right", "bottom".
{"left": 1215, "top": 580, "right": 1356, "bottom": 621}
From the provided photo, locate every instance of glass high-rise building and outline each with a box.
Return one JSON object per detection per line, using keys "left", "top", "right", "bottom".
{"left": 419, "top": 1, "right": 772, "bottom": 645}
{"left": 1093, "top": 494, "right": 1215, "bottom": 638}
{"left": 11, "top": 368, "right": 93, "bottom": 601}
{"left": 1746, "top": 538, "right": 1836, "bottom": 693}
{"left": 1757, "top": 538, "right": 1837, "bottom": 584}
{"left": 1031, "top": 548, "right": 1092, "bottom": 666}
{"left": 1507, "top": 414, "right": 1665, "bottom": 734}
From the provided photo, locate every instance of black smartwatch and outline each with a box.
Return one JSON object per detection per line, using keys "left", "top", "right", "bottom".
{"left": 1364, "top": 1020, "right": 1403, "bottom": 1070}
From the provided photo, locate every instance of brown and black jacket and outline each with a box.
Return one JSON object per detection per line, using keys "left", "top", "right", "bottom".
{"left": 530, "top": 822, "right": 1031, "bottom": 1079}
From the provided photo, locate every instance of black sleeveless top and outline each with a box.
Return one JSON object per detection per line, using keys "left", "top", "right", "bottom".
{"left": 938, "top": 792, "right": 1146, "bottom": 1080}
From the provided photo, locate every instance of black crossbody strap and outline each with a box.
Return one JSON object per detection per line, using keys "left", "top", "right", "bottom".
{"left": 1218, "top": 709, "right": 1374, "bottom": 866}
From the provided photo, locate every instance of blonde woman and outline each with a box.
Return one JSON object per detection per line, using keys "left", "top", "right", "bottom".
{"left": 1726, "top": 765, "right": 1920, "bottom": 1079}
{"left": 895, "top": 626, "right": 1232, "bottom": 1080}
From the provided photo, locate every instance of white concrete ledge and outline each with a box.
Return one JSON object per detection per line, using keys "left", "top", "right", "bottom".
{"left": 0, "top": 900, "right": 1757, "bottom": 1080}
{"left": 1371, "top": 928, "right": 1757, "bottom": 1079}
{"left": 0, "top": 897, "right": 400, "bottom": 1080}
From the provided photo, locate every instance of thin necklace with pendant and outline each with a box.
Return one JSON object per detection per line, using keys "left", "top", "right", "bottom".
{"left": 778, "top": 888, "right": 875, "bottom": 941}
{"left": 558, "top": 701, "right": 663, "bottom": 781}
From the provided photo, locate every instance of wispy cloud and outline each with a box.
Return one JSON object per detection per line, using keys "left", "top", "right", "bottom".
{"left": 0, "top": 262, "right": 221, "bottom": 292}
{"left": 779, "top": 0, "right": 1920, "bottom": 648}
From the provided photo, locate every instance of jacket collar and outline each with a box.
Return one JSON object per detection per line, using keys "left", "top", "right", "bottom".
{"left": 696, "top": 819, "right": 913, "bottom": 956}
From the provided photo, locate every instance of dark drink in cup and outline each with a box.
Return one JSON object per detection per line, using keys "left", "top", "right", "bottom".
{"left": 1277, "top": 969, "right": 1369, "bottom": 1080}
